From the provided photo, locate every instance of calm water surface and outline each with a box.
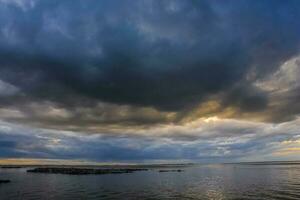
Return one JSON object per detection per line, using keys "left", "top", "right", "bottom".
{"left": 0, "top": 164, "right": 300, "bottom": 200}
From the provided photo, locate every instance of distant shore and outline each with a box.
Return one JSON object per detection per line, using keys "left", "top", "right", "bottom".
{"left": 0, "top": 163, "right": 194, "bottom": 169}
{"left": 224, "top": 161, "right": 300, "bottom": 165}
{"left": 1, "top": 161, "right": 300, "bottom": 170}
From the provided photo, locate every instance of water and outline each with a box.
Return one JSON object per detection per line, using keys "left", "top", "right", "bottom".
{"left": 0, "top": 164, "right": 300, "bottom": 200}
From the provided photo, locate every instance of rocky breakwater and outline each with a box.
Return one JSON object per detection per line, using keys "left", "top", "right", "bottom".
{"left": 27, "top": 167, "right": 148, "bottom": 175}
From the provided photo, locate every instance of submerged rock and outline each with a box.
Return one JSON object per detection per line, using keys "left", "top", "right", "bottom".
{"left": 27, "top": 167, "right": 148, "bottom": 175}
{"left": 0, "top": 180, "right": 10, "bottom": 184}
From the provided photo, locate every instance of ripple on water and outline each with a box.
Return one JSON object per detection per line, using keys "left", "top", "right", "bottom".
{"left": 1, "top": 165, "right": 300, "bottom": 200}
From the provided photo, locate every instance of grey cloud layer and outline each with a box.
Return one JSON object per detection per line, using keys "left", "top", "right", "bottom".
{"left": 0, "top": 117, "right": 299, "bottom": 162}
{"left": 0, "top": 0, "right": 300, "bottom": 129}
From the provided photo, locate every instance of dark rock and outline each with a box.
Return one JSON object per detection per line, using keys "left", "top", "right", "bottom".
{"left": 27, "top": 167, "right": 148, "bottom": 175}
{"left": 0, "top": 180, "right": 10, "bottom": 184}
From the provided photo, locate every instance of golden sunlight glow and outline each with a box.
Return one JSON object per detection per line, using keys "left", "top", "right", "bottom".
{"left": 273, "top": 139, "right": 300, "bottom": 156}
{"left": 273, "top": 148, "right": 300, "bottom": 156}
{"left": 203, "top": 116, "right": 220, "bottom": 123}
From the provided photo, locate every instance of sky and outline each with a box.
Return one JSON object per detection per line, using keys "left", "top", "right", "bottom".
{"left": 0, "top": 0, "right": 300, "bottom": 164}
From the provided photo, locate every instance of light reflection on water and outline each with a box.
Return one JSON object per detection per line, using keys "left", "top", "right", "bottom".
{"left": 0, "top": 164, "right": 300, "bottom": 200}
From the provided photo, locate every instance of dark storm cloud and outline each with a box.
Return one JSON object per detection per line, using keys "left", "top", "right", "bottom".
{"left": 222, "top": 84, "right": 268, "bottom": 112}
{"left": 0, "top": 0, "right": 300, "bottom": 125}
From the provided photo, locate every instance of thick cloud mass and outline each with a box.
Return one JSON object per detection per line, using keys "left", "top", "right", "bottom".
{"left": 0, "top": 0, "right": 300, "bottom": 162}
{"left": 0, "top": 1, "right": 300, "bottom": 112}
